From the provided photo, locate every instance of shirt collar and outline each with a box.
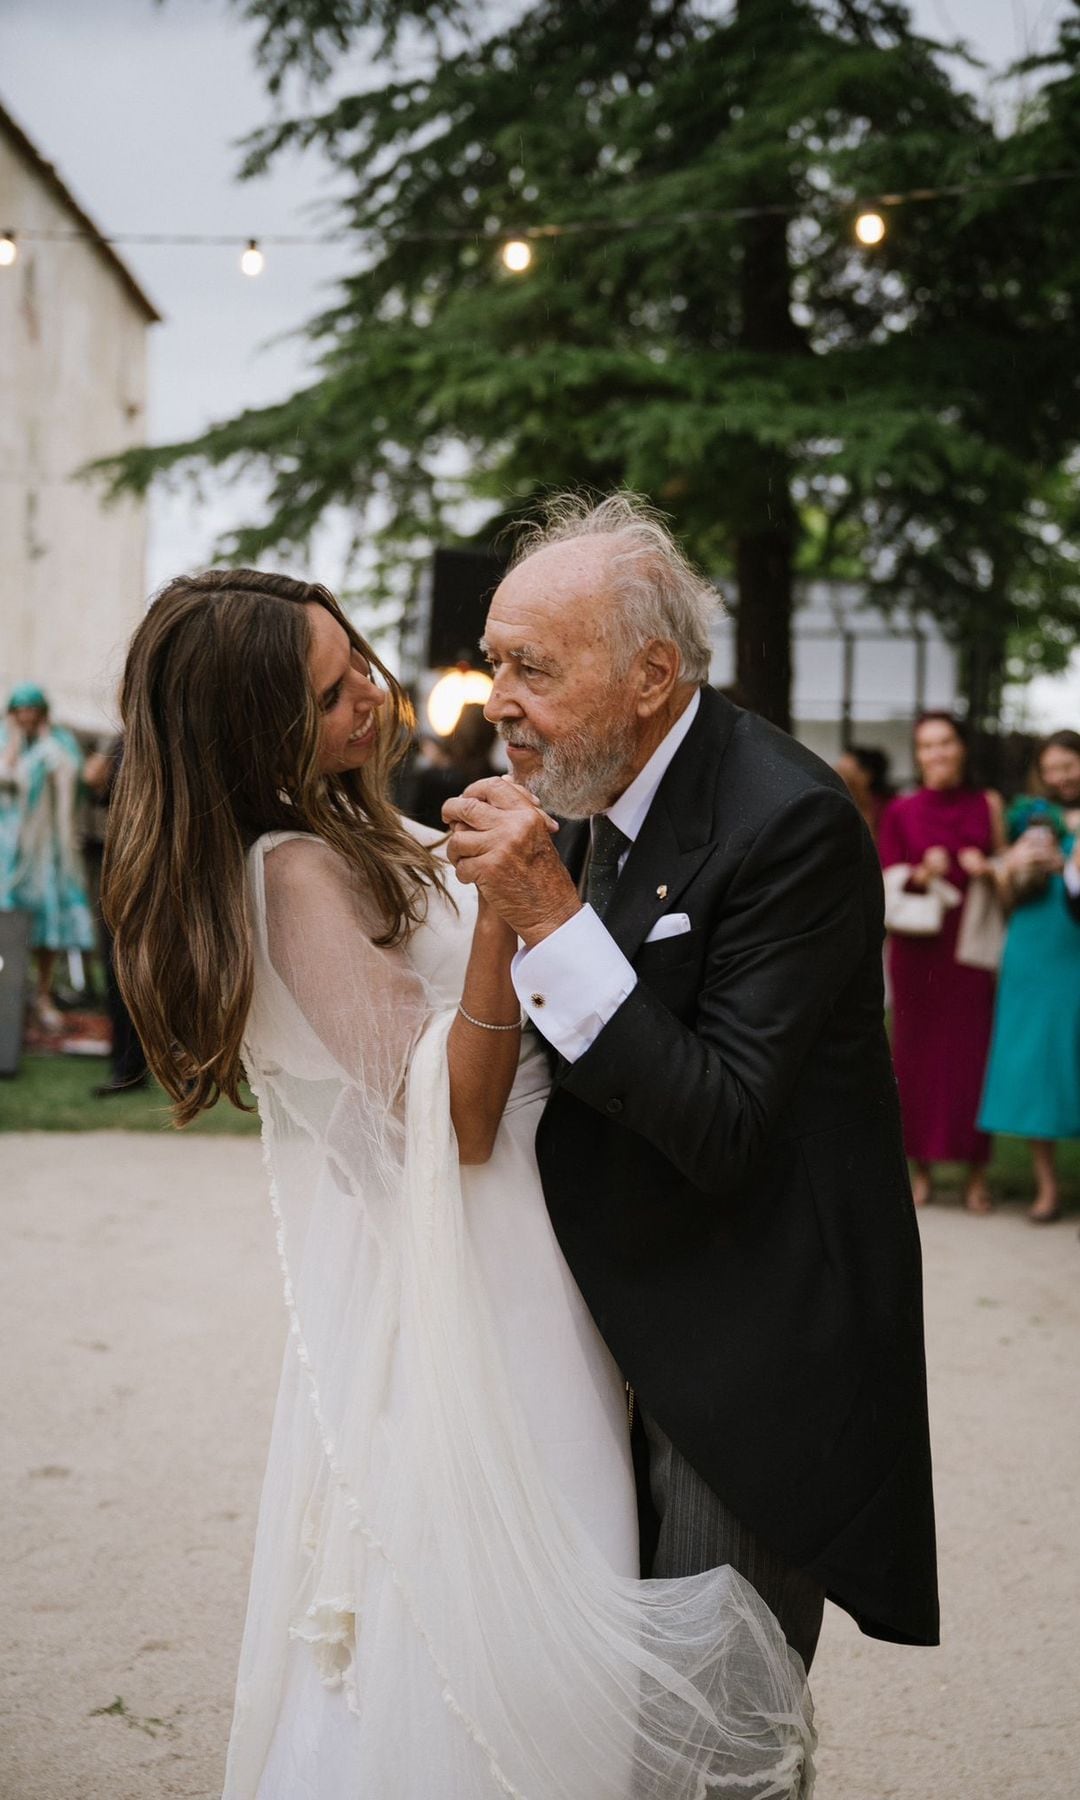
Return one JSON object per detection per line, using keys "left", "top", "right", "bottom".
{"left": 601, "top": 688, "right": 701, "bottom": 846}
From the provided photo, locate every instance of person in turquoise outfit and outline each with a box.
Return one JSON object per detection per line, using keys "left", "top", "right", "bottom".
{"left": 979, "top": 731, "right": 1080, "bottom": 1221}
{"left": 0, "top": 684, "right": 95, "bottom": 1031}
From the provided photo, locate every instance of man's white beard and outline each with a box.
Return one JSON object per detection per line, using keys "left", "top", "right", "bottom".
{"left": 499, "top": 713, "right": 637, "bottom": 819}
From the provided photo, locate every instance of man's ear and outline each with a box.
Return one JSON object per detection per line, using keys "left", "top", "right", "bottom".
{"left": 634, "top": 640, "right": 682, "bottom": 718}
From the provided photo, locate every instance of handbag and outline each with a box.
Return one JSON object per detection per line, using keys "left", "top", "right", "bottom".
{"left": 882, "top": 864, "right": 962, "bottom": 937}
{"left": 955, "top": 870, "right": 1007, "bottom": 972}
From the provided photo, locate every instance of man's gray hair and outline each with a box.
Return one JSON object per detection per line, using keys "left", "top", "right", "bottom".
{"left": 511, "top": 491, "right": 718, "bottom": 685}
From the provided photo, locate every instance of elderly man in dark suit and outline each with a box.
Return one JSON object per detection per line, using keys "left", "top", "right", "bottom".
{"left": 443, "top": 493, "right": 938, "bottom": 1673}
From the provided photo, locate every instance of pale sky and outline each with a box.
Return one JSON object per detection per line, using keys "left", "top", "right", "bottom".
{"left": 0, "top": 0, "right": 1075, "bottom": 721}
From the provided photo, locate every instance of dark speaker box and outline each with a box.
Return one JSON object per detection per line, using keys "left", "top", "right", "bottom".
{"left": 426, "top": 548, "right": 506, "bottom": 670}
{"left": 0, "top": 910, "right": 31, "bottom": 1078}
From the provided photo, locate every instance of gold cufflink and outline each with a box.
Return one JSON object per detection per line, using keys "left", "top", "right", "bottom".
{"left": 656, "top": 884, "right": 668, "bottom": 900}
{"left": 531, "top": 992, "right": 546, "bottom": 1008}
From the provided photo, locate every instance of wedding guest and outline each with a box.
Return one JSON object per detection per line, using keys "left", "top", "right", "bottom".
{"left": 835, "top": 744, "right": 895, "bottom": 842}
{"left": 878, "top": 712, "right": 1005, "bottom": 1211}
{"left": 979, "top": 731, "right": 1080, "bottom": 1221}
{"left": 0, "top": 685, "right": 96, "bottom": 1032}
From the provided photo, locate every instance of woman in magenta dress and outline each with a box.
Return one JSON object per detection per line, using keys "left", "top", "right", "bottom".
{"left": 878, "top": 714, "right": 1005, "bottom": 1212}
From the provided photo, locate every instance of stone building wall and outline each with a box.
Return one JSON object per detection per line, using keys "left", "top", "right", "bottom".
{"left": 0, "top": 105, "right": 158, "bottom": 735}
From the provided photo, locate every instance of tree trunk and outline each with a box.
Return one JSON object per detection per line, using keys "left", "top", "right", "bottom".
{"left": 732, "top": 134, "right": 800, "bottom": 730}
{"left": 960, "top": 616, "right": 1007, "bottom": 789}
{"left": 733, "top": 457, "right": 795, "bottom": 730}
{"left": 727, "top": 0, "right": 801, "bottom": 729}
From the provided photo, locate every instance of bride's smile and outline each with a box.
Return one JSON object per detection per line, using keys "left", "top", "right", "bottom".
{"left": 306, "top": 600, "right": 387, "bottom": 773}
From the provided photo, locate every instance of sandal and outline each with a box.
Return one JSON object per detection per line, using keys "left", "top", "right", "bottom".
{"left": 32, "top": 995, "right": 63, "bottom": 1034}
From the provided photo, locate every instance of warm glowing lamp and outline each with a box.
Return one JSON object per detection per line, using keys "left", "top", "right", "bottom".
{"left": 426, "top": 668, "right": 494, "bottom": 737}
{"left": 0, "top": 231, "right": 17, "bottom": 268}
{"left": 854, "top": 211, "right": 887, "bottom": 247}
{"left": 240, "top": 238, "right": 265, "bottom": 277}
{"left": 500, "top": 238, "right": 533, "bottom": 273}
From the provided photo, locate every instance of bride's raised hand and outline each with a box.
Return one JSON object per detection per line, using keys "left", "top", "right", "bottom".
{"left": 473, "top": 889, "right": 519, "bottom": 952}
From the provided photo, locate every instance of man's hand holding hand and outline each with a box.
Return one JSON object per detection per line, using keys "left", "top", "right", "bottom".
{"left": 443, "top": 777, "right": 582, "bottom": 948}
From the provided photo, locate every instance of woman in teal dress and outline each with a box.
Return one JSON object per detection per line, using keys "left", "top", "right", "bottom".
{"left": 0, "top": 684, "right": 95, "bottom": 1030}
{"left": 979, "top": 731, "right": 1080, "bottom": 1221}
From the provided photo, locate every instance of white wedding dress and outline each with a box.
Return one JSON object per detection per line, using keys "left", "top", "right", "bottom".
{"left": 223, "top": 828, "right": 814, "bottom": 1800}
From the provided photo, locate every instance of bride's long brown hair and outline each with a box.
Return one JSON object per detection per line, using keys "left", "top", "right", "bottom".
{"left": 102, "top": 568, "right": 446, "bottom": 1125}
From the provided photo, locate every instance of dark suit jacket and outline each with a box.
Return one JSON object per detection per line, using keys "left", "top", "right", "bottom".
{"left": 535, "top": 686, "right": 939, "bottom": 1646}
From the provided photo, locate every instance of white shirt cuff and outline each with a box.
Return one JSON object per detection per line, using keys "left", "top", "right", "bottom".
{"left": 512, "top": 905, "right": 637, "bottom": 1062}
{"left": 1064, "top": 859, "right": 1080, "bottom": 897}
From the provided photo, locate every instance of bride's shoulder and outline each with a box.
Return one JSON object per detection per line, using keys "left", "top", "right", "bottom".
{"left": 250, "top": 833, "right": 395, "bottom": 955}
{"left": 249, "top": 821, "right": 449, "bottom": 933}
{"left": 250, "top": 831, "right": 345, "bottom": 901}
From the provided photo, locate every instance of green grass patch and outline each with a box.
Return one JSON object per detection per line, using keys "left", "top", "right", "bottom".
{"left": 933, "top": 1135, "right": 1080, "bottom": 1210}
{"left": 3, "top": 1055, "right": 1080, "bottom": 1208}
{"left": 0, "top": 1054, "right": 260, "bottom": 1135}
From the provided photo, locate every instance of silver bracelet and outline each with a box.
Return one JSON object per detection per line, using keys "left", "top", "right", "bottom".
{"left": 457, "top": 1003, "right": 524, "bottom": 1032}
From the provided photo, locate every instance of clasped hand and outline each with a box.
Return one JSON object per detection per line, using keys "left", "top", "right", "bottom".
{"left": 956, "top": 846, "right": 991, "bottom": 878}
{"left": 1006, "top": 831, "right": 1065, "bottom": 879}
{"left": 443, "top": 777, "right": 582, "bottom": 949}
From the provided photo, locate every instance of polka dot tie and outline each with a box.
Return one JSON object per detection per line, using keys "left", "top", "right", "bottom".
{"left": 585, "top": 815, "right": 631, "bottom": 920}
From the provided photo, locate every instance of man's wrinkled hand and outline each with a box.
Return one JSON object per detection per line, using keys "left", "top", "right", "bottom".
{"left": 442, "top": 778, "right": 581, "bottom": 948}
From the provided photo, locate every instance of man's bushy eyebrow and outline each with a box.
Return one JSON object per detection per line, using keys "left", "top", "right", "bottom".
{"left": 479, "top": 637, "right": 559, "bottom": 671}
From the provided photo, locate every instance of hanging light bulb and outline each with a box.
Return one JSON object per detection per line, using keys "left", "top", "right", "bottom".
{"left": 240, "top": 238, "right": 265, "bottom": 277}
{"left": 500, "top": 238, "right": 533, "bottom": 274}
{"left": 426, "top": 667, "right": 494, "bottom": 737}
{"left": 0, "top": 230, "right": 17, "bottom": 268}
{"left": 854, "top": 211, "right": 887, "bottom": 247}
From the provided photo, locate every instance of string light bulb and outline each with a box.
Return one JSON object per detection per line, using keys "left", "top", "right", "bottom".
{"left": 500, "top": 238, "right": 532, "bottom": 273}
{"left": 0, "top": 230, "right": 17, "bottom": 268}
{"left": 854, "top": 211, "right": 887, "bottom": 247}
{"left": 240, "top": 238, "right": 265, "bottom": 277}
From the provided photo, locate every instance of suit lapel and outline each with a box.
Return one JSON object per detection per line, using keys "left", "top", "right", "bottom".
{"left": 602, "top": 800, "right": 714, "bottom": 960}
{"left": 602, "top": 687, "right": 738, "bottom": 963}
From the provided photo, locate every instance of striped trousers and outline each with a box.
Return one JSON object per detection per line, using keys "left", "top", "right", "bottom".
{"left": 641, "top": 1411, "right": 826, "bottom": 1673}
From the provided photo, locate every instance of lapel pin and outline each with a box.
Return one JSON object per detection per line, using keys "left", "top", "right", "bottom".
{"left": 656, "top": 884, "right": 668, "bottom": 900}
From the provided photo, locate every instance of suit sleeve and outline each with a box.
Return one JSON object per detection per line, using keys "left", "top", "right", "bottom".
{"left": 560, "top": 786, "right": 868, "bottom": 1195}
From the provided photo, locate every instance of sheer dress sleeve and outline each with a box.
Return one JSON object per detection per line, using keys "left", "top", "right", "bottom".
{"left": 243, "top": 832, "right": 451, "bottom": 1199}
{"left": 260, "top": 833, "right": 431, "bottom": 1098}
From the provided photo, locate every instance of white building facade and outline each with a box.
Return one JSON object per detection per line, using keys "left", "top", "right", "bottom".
{"left": 710, "top": 581, "right": 960, "bottom": 782}
{"left": 0, "top": 99, "right": 158, "bottom": 735}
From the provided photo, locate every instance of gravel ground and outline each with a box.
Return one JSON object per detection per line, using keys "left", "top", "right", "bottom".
{"left": 2, "top": 1132, "right": 1078, "bottom": 1799}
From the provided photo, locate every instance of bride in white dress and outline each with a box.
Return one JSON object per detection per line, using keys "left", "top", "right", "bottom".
{"left": 103, "top": 568, "right": 814, "bottom": 1800}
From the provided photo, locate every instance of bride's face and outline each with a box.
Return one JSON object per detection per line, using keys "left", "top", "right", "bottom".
{"left": 305, "top": 602, "right": 387, "bottom": 775}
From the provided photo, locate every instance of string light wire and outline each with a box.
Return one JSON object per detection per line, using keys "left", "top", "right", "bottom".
{"left": 0, "top": 166, "right": 1076, "bottom": 255}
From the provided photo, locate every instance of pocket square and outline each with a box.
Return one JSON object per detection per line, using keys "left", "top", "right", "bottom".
{"left": 644, "top": 911, "right": 692, "bottom": 942}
